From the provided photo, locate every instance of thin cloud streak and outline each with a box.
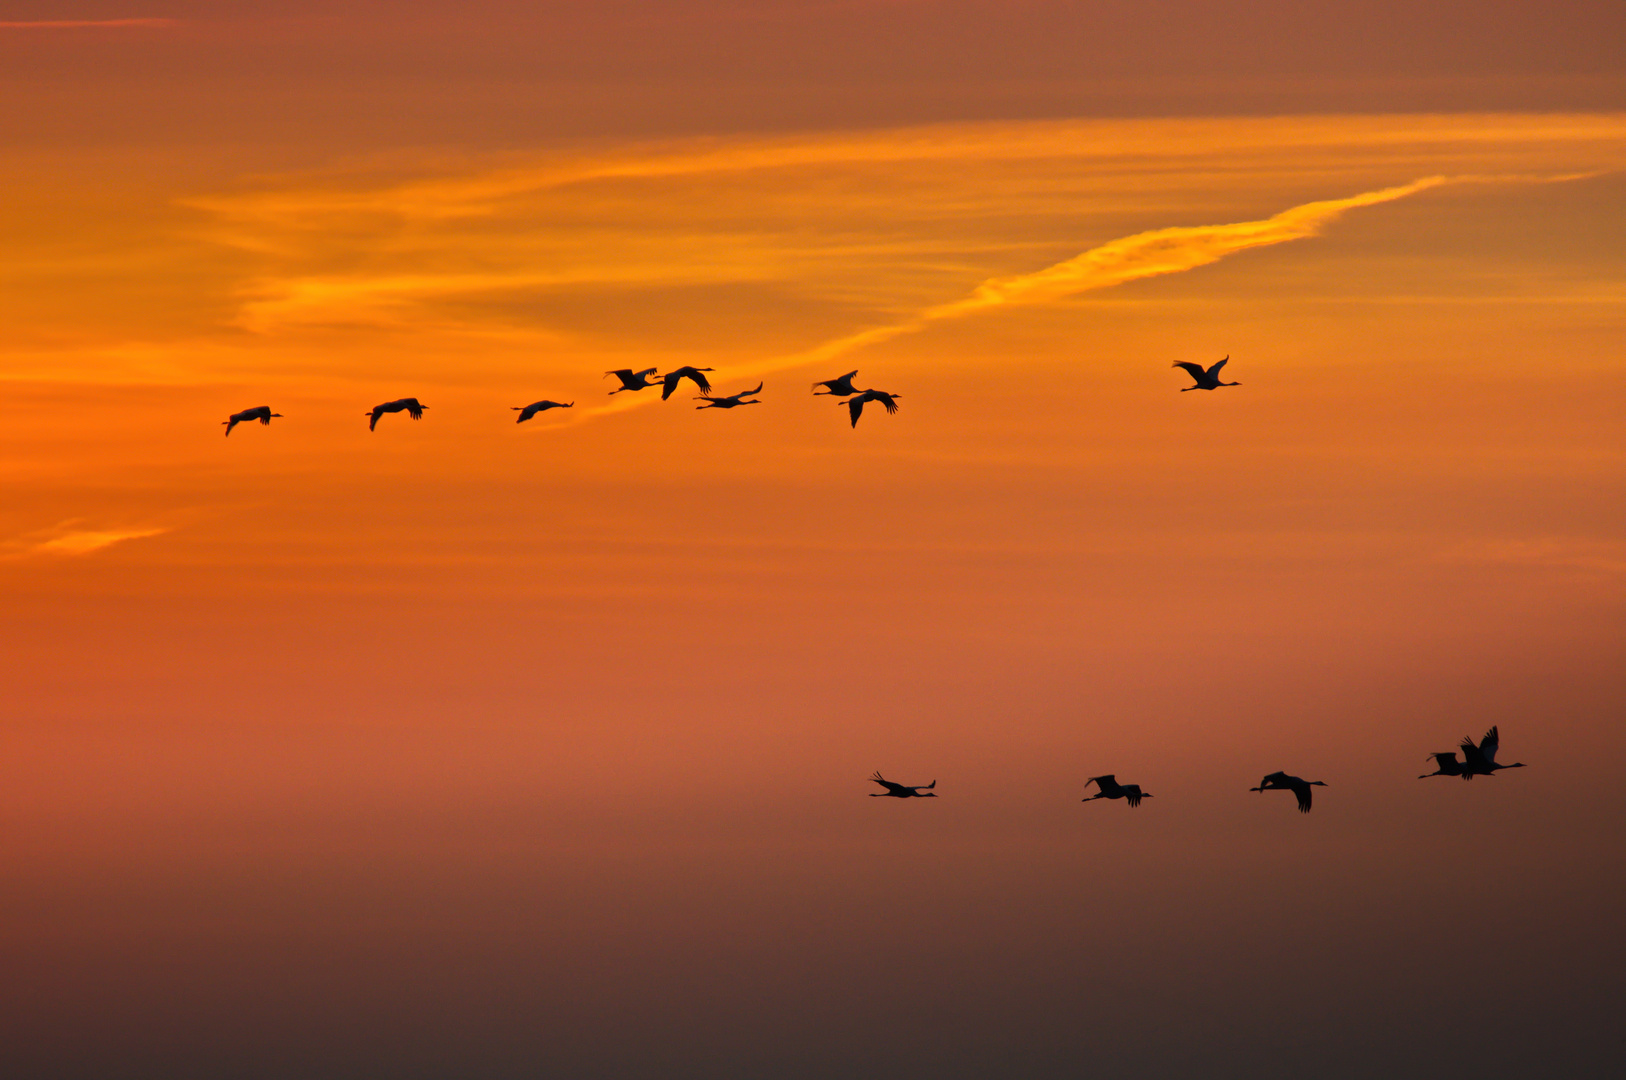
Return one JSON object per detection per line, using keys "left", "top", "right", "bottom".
{"left": 2, "top": 523, "right": 169, "bottom": 559}
{"left": 577, "top": 176, "right": 1452, "bottom": 420}
{"left": 187, "top": 114, "right": 1626, "bottom": 231}
{"left": 186, "top": 116, "right": 1626, "bottom": 340}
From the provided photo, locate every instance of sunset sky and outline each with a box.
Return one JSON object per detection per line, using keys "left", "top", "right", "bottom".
{"left": 3, "top": 4, "right": 1624, "bottom": 1077}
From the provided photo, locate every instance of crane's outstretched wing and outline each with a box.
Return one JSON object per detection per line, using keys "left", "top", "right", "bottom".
{"left": 1291, "top": 781, "right": 1314, "bottom": 813}
{"left": 872, "top": 392, "right": 899, "bottom": 414}
{"left": 1478, "top": 726, "right": 1500, "bottom": 764}
{"left": 847, "top": 398, "right": 865, "bottom": 427}
{"left": 1124, "top": 786, "right": 1144, "bottom": 808}
{"left": 815, "top": 370, "right": 858, "bottom": 392}
{"left": 869, "top": 771, "right": 907, "bottom": 795}
{"left": 1208, "top": 356, "right": 1229, "bottom": 377}
{"left": 1172, "top": 362, "right": 1206, "bottom": 381}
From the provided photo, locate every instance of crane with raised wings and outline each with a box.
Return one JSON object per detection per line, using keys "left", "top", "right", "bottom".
{"left": 868, "top": 772, "right": 937, "bottom": 798}
{"left": 1173, "top": 356, "right": 1240, "bottom": 391}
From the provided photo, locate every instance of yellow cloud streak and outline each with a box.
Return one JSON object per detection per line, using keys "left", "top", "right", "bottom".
{"left": 2, "top": 523, "right": 168, "bottom": 559}
{"left": 187, "top": 114, "right": 1626, "bottom": 231}
{"left": 570, "top": 176, "right": 1450, "bottom": 421}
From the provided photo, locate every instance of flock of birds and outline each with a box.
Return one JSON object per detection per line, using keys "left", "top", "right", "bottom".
{"left": 222, "top": 365, "right": 913, "bottom": 435}
{"left": 871, "top": 726, "right": 1528, "bottom": 814}
{"left": 219, "top": 352, "right": 1531, "bottom": 817}
{"left": 222, "top": 355, "right": 1239, "bottom": 437}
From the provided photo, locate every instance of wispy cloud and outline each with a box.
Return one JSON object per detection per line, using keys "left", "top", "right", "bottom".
{"left": 163, "top": 114, "right": 1626, "bottom": 401}
{"left": 1444, "top": 538, "right": 1626, "bottom": 577}
{"left": 188, "top": 114, "right": 1626, "bottom": 233}
{"left": 533, "top": 177, "right": 1462, "bottom": 426}
{"left": 2, "top": 522, "right": 169, "bottom": 559}
{"left": 768, "top": 177, "right": 1451, "bottom": 373}
{"left": 0, "top": 18, "right": 176, "bottom": 29}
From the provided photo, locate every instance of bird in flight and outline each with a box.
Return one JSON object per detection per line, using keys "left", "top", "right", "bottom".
{"left": 222, "top": 405, "right": 282, "bottom": 436}
{"left": 1173, "top": 356, "right": 1241, "bottom": 391}
{"left": 696, "top": 382, "right": 763, "bottom": 410}
{"left": 367, "top": 398, "right": 427, "bottom": 431}
{"left": 660, "top": 366, "right": 713, "bottom": 400}
{"left": 845, "top": 389, "right": 901, "bottom": 428}
{"left": 605, "top": 368, "right": 660, "bottom": 394}
{"left": 1082, "top": 774, "right": 1152, "bottom": 808}
{"left": 1419, "top": 751, "right": 1473, "bottom": 780}
{"left": 1459, "top": 726, "right": 1527, "bottom": 777}
{"left": 512, "top": 400, "right": 573, "bottom": 423}
{"left": 869, "top": 772, "right": 937, "bottom": 798}
{"left": 1250, "top": 771, "right": 1327, "bottom": 813}
{"left": 812, "top": 370, "right": 861, "bottom": 397}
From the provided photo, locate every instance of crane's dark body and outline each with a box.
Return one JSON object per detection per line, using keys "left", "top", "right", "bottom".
{"left": 1083, "top": 774, "right": 1151, "bottom": 808}
{"left": 1173, "top": 356, "right": 1240, "bottom": 391}
{"left": 1421, "top": 727, "right": 1527, "bottom": 779}
{"left": 813, "top": 370, "right": 861, "bottom": 397}
{"left": 696, "top": 382, "right": 763, "bottom": 409}
{"left": 367, "top": 398, "right": 427, "bottom": 431}
{"left": 868, "top": 772, "right": 937, "bottom": 798}
{"left": 1251, "top": 771, "right": 1327, "bottom": 813}
{"left": 846, "top": 389, "right": 901, "bottom": 428}
{"left": 512, "top": 400, "right": 573, "bottom": 423}
{"left": 1460, "top": 726, "right": 1526, "bottom": 777}
{"left": 661, "top": 367, "right": 714, "bottom": 400}
{"left": 605, "top": 368, "right": 660, "bottom": 394}
{"left": 223, "top": 406, "right": 282, "bottom": 436}
{"left": 1420, "top": 752, "right": 1473, "bottom": 779}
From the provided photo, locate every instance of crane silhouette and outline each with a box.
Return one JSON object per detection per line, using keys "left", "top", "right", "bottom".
{"left": 1083, "top": 774, "right": 1152, "bottom": 808}
{"left": 367, "top": 398, "right": 427, "bottom": 431}
{"left": 1173, "top": 356, "right": 1240, "bottom": 391}
{"left": 813, "top": 370, "right": 861, "bottom": 397}
{"left": 869, "top": 772, "right": 937, "bottom": 798}
{"left": 1459, "top": 726, "right": 1527, "bottom": 777}
{"left": 845, "top": 389, "right": 901, "bottom": 428}
{"left": 222, "top": 405, "right": 282, "bottom": 436}
{"left": 605, "top": 368, "right": 660, "bottom": 394}
{"left": 1250, "top": 771, "right": 1327, "bottom": 813}
{"left": 512, "top": 400, "right": 573, "bottom": 423}
{"left": 696, "top": 382, "right": 763, "bottom": 409}
{"left": 1419, "top": 752, "right": 1473, "bottom": 780}
{"left": 660, "top": 366, "right": 713, "bottom": 400}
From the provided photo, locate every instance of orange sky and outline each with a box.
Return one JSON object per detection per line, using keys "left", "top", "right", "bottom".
{"left": 2, "top": 5, "right": 1624, "bottom": 1078}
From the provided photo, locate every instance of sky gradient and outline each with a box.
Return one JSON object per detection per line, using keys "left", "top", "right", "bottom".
{"left": 3, "top": 5, "right": 1624, "bottom": 1078}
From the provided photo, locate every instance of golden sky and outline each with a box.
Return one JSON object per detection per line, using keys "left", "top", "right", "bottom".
{"left": 2, "top": 5, "right": 1624, "bottom": 1077}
